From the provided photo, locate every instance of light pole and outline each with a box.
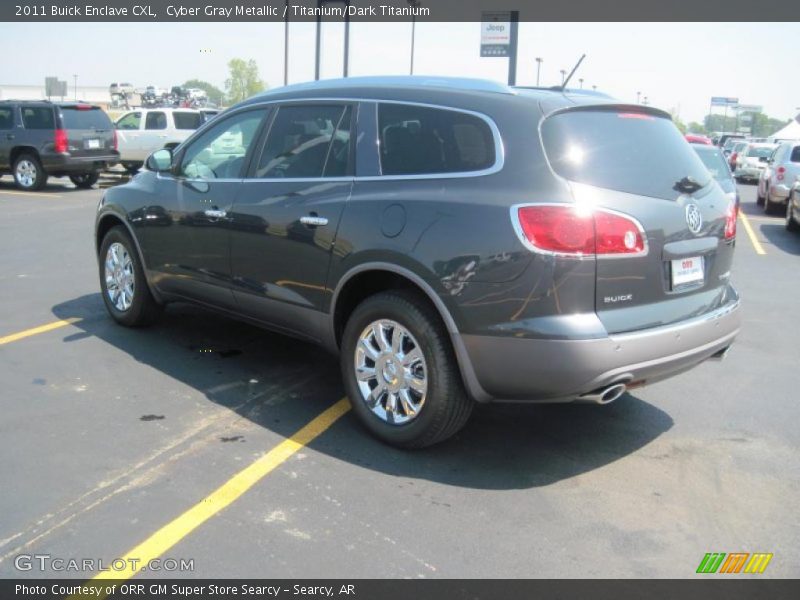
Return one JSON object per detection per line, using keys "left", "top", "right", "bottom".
{"left": 643, "top": 96, "right": 649, "bottom": 106}
{"left": 73, "top": 74, "right": 78, "bottom": 100}
{"left": 408, "top": 0, "right": 420, "bottom": 75}
{"left": 592, "top": 85, "right": 597, "bottom": 91}
{"left": 535, "top": 57, "right": 542, "bottom": 86}
{"left": 636, "top": 91, "right": 641, "bottom": 104}
{"left": 283, "top": 0, "right": 289, "bottom": 86}
{"left": 560, "top": 69, "right": 566, "bottom": 85}
{"left": 579, "top": 78, "right": 584, "bottom": 89}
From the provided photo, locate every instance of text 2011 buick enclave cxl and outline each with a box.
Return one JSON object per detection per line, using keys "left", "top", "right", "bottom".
{"left": 94, "top": 76, "right": 741, "bottom": 447}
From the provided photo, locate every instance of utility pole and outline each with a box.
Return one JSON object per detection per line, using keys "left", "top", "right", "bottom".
{"left": 579, "top": 78, "right": 584, "bottom": 89}
{"left": 314, "top": 0, "right": 351, "bottom": 80}
{"left": 535, "top": 57, "right": 542, "bottom": 86}
{"left": 73, "top": 74, "right": 78, "bottom": 100}
{"left": 592, "top": 85, "right": 597, "bottom": 91}
{"left": 636, "top": 90, "right": 641, "bottom": 104}
{"left": 408, "top": 1, "right": 420, "bottom": 75}
{"left": 283, "top": 0, "right": 289, "bottom": 86}
{"left": 507, "top": 11, "right": 519, "bottom": 86}
{"left": 559, "top": 69, "right": 566, "bottom": 85}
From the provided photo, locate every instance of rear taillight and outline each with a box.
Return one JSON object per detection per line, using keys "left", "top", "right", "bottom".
{"left": 725, "top": 201, "right": 737, "bottom": 240}
{"left": 776, "top": 166, "right": 786, "bottom": 181}
{"left": 730, "top": 152, "right": 738, "bottom": 164}
{"left": 54, "top": 129, "right": 68, "bottom": 153}
{"left": 513, "top": 205, "right": 646, "bottom": 257}
{"left": 112, "top": 129, "right": 118, "bottom": 151}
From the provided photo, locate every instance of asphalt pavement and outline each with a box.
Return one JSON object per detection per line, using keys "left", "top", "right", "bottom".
{"left": 0, "top": 175, "right": 797, "bottom": 579}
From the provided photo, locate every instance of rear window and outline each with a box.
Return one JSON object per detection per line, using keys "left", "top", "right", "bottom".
{"left": 21, "top": 107, "right": 55, "bottom": 130}
{"left": 60, "top": 107, "right": 112, "bottom": 130}
{"left": 173, "top": 111, "right": 203, "bottom": 130}
{"left": 747, "top": 146, "right": 774, "bottom": 158}
{"left": 0, "top": 107, "right": 13, "bottom": 129}
{"left": 378, "top": 103, "right": 495, "bottom": 175}
{"left": 693, "top": 145, "right": 730, "bottom": 181}
{"left": 790, "top": 146, "right": 800, "bottom": 162}
{"left": 541, "top": 109, "right": 712, "bottom": 200}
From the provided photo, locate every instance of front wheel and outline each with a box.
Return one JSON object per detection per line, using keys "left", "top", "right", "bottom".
{"left": 340, "top": 290, "right": 473, "bottom": 448}
{"left": 99, "top": 226, "right": 162, "bottom": 327}
{"left": 13, "top": 153, "right": 48, "bottom": 191}
{"left": 69, "top": 172, "right": 99, "bottom": 189}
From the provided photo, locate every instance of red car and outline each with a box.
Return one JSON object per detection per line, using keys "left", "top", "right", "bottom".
{"left": 685, "top": 134, "right": 712, "bottom": 145}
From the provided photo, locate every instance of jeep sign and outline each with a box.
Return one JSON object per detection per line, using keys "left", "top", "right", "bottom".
{"left": 480, "top": 12, "right": 511, "bottom": 57}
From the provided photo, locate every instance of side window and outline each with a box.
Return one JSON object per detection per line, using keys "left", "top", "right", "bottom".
{"left": 145, "top": 111, "right": 167, "bottom": 130}
{"left": 21, "top": 107, "right": 55, "bottom": 130}
{"left": 179, "top": 109, "right": 266, "bottom": 180}
{"left": 0, "top": 107, "right": 13, "bottom": 130}
{"left": 790, "top": 146, "right": 800, "bottom": 163}
{"left": 116, "top": 112, "right": 141, "bottom": 130}
{"left": 254, "top": 104, "right": 350, "bottom": 178}
{"left": 378, "top": 103, "right": 496, "bottom": 175}
{"left": 173, "top": 112, "right": 203, "bottom": 130}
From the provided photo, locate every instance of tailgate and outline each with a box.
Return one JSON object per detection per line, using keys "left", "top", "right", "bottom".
{"left": 59, "top": 106, "right": 115, "bottom": 157}
{"left": 541, "top": 106, "right": 738, "bottom": 334}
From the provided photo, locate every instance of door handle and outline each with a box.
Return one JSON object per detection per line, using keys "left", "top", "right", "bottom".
{"left": 204, "top": 209, "right": 227, "bottom": 219}
{"left": 300, "top": 215, "right": 328, "bottom": 227}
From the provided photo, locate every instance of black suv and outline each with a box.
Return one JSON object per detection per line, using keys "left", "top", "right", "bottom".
{"left": 0, "top": 100, "right": 119, "bottom": 190}
{"left": 94, "top": 76, "right": 741, "bottom": 448}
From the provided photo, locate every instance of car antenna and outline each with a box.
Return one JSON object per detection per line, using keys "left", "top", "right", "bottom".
{"left": 559, "top": 54, "right": 586, "bottom": 91}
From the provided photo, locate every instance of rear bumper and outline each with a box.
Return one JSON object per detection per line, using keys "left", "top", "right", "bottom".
{"left": 454, "top": 296, "right": 741, "bottom": 403}
{"left": 41, "top": 152, "right": 119, "bottom": 173}
{"left": 734, "top": 166, "right": 764, "bottom": 179}
{"left": 770, "top": 183, "right": 791, "bottom": 202}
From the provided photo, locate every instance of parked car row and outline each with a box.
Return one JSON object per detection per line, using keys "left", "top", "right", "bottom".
{"left": 756, "top": 139, "right": 800, "bottom": 217}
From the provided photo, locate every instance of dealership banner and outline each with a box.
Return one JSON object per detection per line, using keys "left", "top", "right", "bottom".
{"left": 2, "top": 579, "right": 800, "bottom": 599}
{"left": 3, "top": 0, "right": 800, "bottom": 22}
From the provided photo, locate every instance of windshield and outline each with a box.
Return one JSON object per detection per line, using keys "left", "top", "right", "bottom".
{"left": 541, "top": 109, "right": 712, "bottom": 200}
{"left": 692, "top": 145, "right": 731, "bottom": 181}
{"left": 723, "top": 138, "right": 742, "bottom": 150}
{"left": 747, "top": 146, "right": 774, "bottom": 158}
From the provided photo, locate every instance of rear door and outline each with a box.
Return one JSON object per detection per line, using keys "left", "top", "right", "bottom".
{"left": 58, "top": 105, "right": 115, "bottom": 157}
{"left": 227, "top": 102, "right": 355, "bottom": 341}
{"left": 0, "top": 104, "right": 16, "bottom": 168}
{"left": 138, "top": 110, "right": 170, "bottom": 158}
{"left": 541, "top": 107, "right": 737, "bottom": 334}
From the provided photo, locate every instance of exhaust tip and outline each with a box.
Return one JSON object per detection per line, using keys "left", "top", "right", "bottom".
{"left": 578, "top": 382, "right": 627, "bottom": 405}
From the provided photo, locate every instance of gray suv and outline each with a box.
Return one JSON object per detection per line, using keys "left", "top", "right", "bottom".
{"left": 94, "top": 77, "right": 741, "bottom": 447}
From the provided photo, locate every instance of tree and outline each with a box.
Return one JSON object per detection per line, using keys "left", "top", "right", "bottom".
{"left": 183, "top": 79, "right": 225, "bottom": 106}
{"left": 687, "top": 122, "right": 706, "bottom": 134}
{"left": 670, "top": 108, "right": 687, "bottom": 134}
{"left": 225, "top": 58, "right": 265, "bottom": 104}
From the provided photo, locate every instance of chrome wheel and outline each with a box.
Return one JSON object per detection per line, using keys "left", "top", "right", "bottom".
{"left": 15, "top": 160, "right": 37, "bottom": 188}
{"left": 354, "top": 319, "right": 427, "bottom": 425}
{"left": 104, "top": 242, "right": 135, "bottom": 311}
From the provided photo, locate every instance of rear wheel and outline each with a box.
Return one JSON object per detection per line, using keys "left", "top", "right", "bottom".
{"left": 123, "top": 163, "right": 141, "bottom": 175}
{"left": 340, "top": 290, "right": 473, "bottom": 448}
{"left": 99, "top": 226, "right": 161, "bottom": 327}
{"left": 764, "top": 188, "right": 778, "bottom": 214}
{"left": 69, "top": 172, "right": 99, "bottom": 189}
{"left": 756, "top": 185, "right": 765, "bottom": 206}
{"left": 13, "top": 153, "right": 47, "bottom": 191}
{"left": 787, "top": 197, "right": 800, "bottom": 232}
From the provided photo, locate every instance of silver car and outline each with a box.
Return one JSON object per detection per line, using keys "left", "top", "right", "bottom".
{"left": 734, "top": 142, "right": 776, "bottom": 183}
{"left": 757, "top": 140, "right": 800, "bottom": 213}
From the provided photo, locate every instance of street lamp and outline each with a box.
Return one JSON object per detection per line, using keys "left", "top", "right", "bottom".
{"left": 578, "top": 78, "right": 584, "bottom": 89}
{"left": 73, "top": 74, "right": 78, "bottom": 101}
{"left": 643, "top": 96, "right": 649, "bottom": 106}
{"left": 560, "top": 69, "right": 566, "bottom": 85}
{"left": 408, "top": 0, "right": 421, "bottom": 75}
{"left": 636, "top": 90, "right": 641, "bottom": 104}
{"left": 535, "top": 57, "right": 543, "bottom": 86}
{"left": 592, "top": 85, "right": 597, "bottom": 91}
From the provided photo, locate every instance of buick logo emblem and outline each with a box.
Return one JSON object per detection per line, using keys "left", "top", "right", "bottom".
{"left": 685, "top": 203, "right": 703, "bottom": 235}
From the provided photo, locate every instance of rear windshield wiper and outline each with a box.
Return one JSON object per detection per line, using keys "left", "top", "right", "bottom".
{"left": 673, "top": 175, "right": 705, "bottom": 195}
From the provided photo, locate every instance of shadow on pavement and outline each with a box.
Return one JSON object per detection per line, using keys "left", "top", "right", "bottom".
{"left": 53, "top": 293, "right": 673, "bottom": 491}
{"left": 760, "top": 223, "right": 800, "bottom": 256}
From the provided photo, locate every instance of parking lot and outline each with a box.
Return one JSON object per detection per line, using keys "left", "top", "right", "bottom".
{"left": 0, "top": 175, "right": 797, "bottom": 579}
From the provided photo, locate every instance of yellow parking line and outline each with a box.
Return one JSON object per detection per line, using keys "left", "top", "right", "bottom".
{"left": 738, "top": 211, "right": 766, "bottom": 255}
{"left": 0, "top": 190, "right": 62, "bottom": 198}
{"left": 0, "top": 318, "right": 83, "bottom": 346}
{"left": 79, "top": 398, "right": 351, "bottom": 594}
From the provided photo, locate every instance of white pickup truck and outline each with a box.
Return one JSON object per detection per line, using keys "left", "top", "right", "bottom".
{"left": 114, "top": 108, "right": 207, "bottom": 173}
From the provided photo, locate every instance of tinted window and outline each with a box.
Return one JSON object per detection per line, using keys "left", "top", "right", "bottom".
{"left": 21, "top": 107, "right": 55, "bottom": 130}
{"left": 180, "top": 109, "right": 266, "bottom": 180}
{"left": 116, "top": 112, "right": 141, "bottom": 130}
{"left": 173, "top": 111, "right": 203, "bottom": 130}
{"left": 378, "top": 104, "right": 495, "bottom": 175}
{"left": 0, "top": 107, "right": 13, "bottom": 130}
{"left": 145, "top": 112, "right": 167, "bottom": 130}
{"left": 790, "top": 146, "right": 800, "bottom": 163}
{"left": 60, "top": 107, "right": 112, "bottom": 130}
{"left": 747, "top": 146, "right": 774, "bottom": 158}
{"left": 541, "top": 109, "right": 712, "bottom": 200}
{"left": 255, "top": 105, "right": 349, "bottom": 178}
{"left": 692, "top": 145, "right": 731, "bottom": 181}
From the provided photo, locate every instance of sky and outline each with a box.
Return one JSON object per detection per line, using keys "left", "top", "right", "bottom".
{"left": 0, "top": 21, "right": 798, "bottom": 124}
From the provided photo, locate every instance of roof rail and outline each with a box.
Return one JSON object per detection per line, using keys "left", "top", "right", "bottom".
{"left": 259, "top": 76, "right": 515, "bottom": 97}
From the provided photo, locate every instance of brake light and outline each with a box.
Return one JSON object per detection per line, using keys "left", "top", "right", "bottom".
{"left": 112, "top": 128, "right": 118, "bottom": 151}
{"left": 617, "top": 112, "right": 654, "bottom": 120}
{"left": 724, "top": 201, "right": 737, "bottom": 240}
{"left": 776, "top": 166, "right": 786, "bottom": 181}
{"left": 75, "top": 104, "right": 93, "bottom": 111}
{"left": 514, "top": 205, "right": 646, "bottom": 257}
{"left": 730, "top": 152, "right": 738, "bottom": 164}
{"left": 54, "top": 129, "right": 68, "bottom": 153}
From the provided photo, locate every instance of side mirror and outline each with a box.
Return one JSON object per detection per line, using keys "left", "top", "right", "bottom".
{"left": 146, "top": 148, "right": 173, "bottom": 173}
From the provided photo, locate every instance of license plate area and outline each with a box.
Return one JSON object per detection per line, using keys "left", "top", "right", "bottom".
{"left": 671, "top": 255, "right": 704, "bottom": 289}
{"left": 85, "top": 139, "right": 101, "bottom": 149}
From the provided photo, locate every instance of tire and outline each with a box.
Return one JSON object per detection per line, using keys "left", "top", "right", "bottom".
{"left": 340, "top": 290, "right": 473, "bottom": 448}
{"left": 787, "top": 198, "right": 800, "bottom": 232}
{"left": 13, "top": 153, "right": 47, "bottom": 191}
{"left": 764, "top": 189, "right": 778, "bottom": 215}
{"left": 124, "top": 163, "right": 141, "bottom": 175}
{"left": 756, "top": 185, "right": 765, "bottom": 206}
{"left": 98, "top": 226, "right": 162, "bottom": 327}
{"left": 69, "top": 172, "right": 99, "bottom": 189}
